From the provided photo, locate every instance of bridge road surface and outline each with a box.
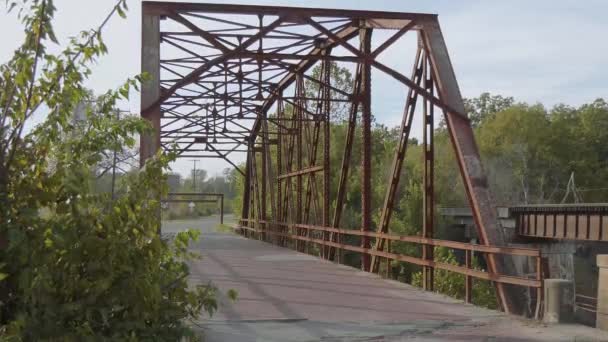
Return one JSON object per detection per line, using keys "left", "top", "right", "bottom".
{"left": 163, "top": 216, "right": 608, "bottom": 342}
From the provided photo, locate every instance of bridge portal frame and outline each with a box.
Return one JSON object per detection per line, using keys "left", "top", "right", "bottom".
{"left": 140, "top": 1, "right": 524, "bottom": 314}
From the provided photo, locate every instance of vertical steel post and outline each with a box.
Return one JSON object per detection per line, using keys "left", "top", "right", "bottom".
{"left": 422, "top": 53, "right": 435, "bottom": 291}
{"left": 261, "top": 112, "right": 268, "bottom": 240}
{"left": 140, "top": 8, "right": 161, "bottom": 168}
{"left": 276, "top": 96, "right": 283, "bottom": 245}
{"left": 251, "top": 148, "right": 263, "bottom": 240}
{"left": 262, "top": 112, "right": 276, "bottom": 236}
{"left": 322, "top": 56, "right": 331, "bottom": 259}
{"left": 140, "top": 8, "right": 161, "bottom": 234}
{"left": 360, "top": 26, "right": 373, "bottom": 272}
{"left": 250, "top": 150, "right": 257, "bottom": 236}
{"left": 220, "top": 194, "right": 224, "bottom": 225}
{"left": 242, "top": 150, "right": 251, "bottom": 234}
{"left": 387, "top": 239, "right": 392, "bottom": 278}
{"left": 465, "top": 249, "right": 472, "bottom": 303}
{"left": 296, "top": 75, "right": 304, "bottom": 251}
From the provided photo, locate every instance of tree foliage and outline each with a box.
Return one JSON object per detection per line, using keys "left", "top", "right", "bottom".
{"left": 464, "top": 92, "right": 515, "bottom": 127}
{"left": 478, "top": 99, "right": 608, "bottom": 204}
{"left": 306, "top": 62, "right": 354, "bottom": 121}
{"left": 0, "top": 1, "right": 220, "bottom": 339}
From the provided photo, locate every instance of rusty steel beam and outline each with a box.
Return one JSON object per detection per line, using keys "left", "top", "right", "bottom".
{"left": 242, "top": 150, "right": 252, "bottom": 222}
{"left": 422, "top": 54, "right": 435, "bottom": 291}
{"left": 276, "top": 96, "right": 284, "bottom": 245}
{"left": 302, "top": 62, "right": 326, "bottom": 227}
{"left": 419, "top": 18, "right": 517, "bottom": 314}
{"left": 143, "top": 1, "right": 437, "bottom": 21}
{"left": 261, "top": 111, "right": 268, "bottom": 228}
{"left": 360, "top": 26, "right": 373, "bottom": 272}
{"left": 277, "top": 166, "right": 323, "bottom": 180}
{"left": 262, "top": 114, "right": 277, "bottom": 224}
{"left": 140, "top": 11, "right": 161, "bottom": 167}
{"left": 250, "top": 146, "right": 264, "bottom": 239}
{"left": 321, "top": 56, "right": 332, "bottom": 259}
{"left": 327, "top": 58, "right": 363, "bottom": 261}
{"left": 372, "top": 20, "right": 417, "bottom": 58}
{"left": 296, "top": 74, "right": 304, "bottom": 252}
{"left": 370, "top": 46, "right": 424, "bottom": 272}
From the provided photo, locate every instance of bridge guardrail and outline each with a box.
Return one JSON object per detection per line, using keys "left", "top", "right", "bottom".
{"left": 236, "top": 218, "right": 544, "bottom": 317}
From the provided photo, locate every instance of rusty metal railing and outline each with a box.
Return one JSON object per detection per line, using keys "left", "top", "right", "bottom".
{"left": 237, "top": 219, "right": 544, "bottom": 317}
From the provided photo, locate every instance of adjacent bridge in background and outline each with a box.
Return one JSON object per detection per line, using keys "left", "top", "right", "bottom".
{"left": 441, "top": 204, "right": 608, "bottom": 242}
{"left": 512, "top": 204, "right": 608, "bottom": 242}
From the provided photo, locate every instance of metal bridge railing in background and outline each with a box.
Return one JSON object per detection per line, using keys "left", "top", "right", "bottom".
{"left": 512, "top": 204, "right": 608, "bottom": 241}
{"left": 237, "top": 219, "right": 544, "bottom": 318}
{"left": 575, "top": 293, "right": 598, "bottom": 314}
{"left": 162, "top": 193, "right": 225, "bottom": 224}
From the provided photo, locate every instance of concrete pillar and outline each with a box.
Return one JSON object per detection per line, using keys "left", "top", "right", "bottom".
{"left": 597, "top": 255, "right": 608, "bottom": 330}
{"left": 140, "top": 7, "right": 161, "bottom": 167}
{"left": 543, "top": 279, "right": 574, "bottom": 324}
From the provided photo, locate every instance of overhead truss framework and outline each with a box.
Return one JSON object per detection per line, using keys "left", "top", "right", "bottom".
{"left": 140, "top": 2, "right": 522, "bottom": 314}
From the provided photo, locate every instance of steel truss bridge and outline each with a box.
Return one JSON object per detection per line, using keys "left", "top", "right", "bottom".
{"left": 140, "top": 1, "right": 543, "bottom": 316}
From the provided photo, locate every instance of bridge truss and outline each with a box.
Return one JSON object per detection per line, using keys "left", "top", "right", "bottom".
{"left": 140, "top": 1, "right": 537, "bottom": 315}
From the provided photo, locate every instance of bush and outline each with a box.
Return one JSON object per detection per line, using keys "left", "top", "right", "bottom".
{"left": 411, "top": 247, "right": 498, "bottom": 309}
{"left": 0, "top": 1, "right": 222, "bottom": 339}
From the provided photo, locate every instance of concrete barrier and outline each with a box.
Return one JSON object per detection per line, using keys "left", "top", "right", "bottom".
{"left": 544, "top": 279, "right": 574, "bottom": 324}
{"left": 597, "top": 255, "right": 608, "bottom": 330}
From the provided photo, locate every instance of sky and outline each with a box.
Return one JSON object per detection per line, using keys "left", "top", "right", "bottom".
{"left": 1, "top": 0, "right": 607, "bottom": 177}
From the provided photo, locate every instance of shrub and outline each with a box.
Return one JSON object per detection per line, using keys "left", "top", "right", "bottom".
{"left": 411, "top": 247, "right": 498, "bottom": 309}
{"left": 0, "top": 1, "right": 222, "bottom": 339}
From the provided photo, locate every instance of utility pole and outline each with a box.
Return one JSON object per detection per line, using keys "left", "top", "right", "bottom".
{"left": 110, "top": 109, "right": 129, "bottom": 200}
{"left": 111, "top": 109, "right": 120, "bottom": 200}
{"left": 190, "top": 159, "right": 198, "bottom": 192}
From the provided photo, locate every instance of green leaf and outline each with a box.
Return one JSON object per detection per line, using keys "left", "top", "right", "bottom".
{"left": 116, "top": 6, "right": 126, "bottom": 19}
{"left": 226, "top": 289, "right": 238, "bottom": 302}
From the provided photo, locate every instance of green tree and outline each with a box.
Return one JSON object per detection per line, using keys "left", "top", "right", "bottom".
{"left": 477, "top": 104, "right": 556, "bottom": 204}
{"left": 561, "top": 99, "right": 608, "bottom": 201}
{"left": 464, "top": 92, "right": 515, "bottom": 127}
{"left": 306, "top": 62, "right": 354, "bottom": 121}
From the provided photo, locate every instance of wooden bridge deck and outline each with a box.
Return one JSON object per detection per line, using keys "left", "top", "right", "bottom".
{"left": 163, "top": 217, "right": 608, "bottom": 342}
